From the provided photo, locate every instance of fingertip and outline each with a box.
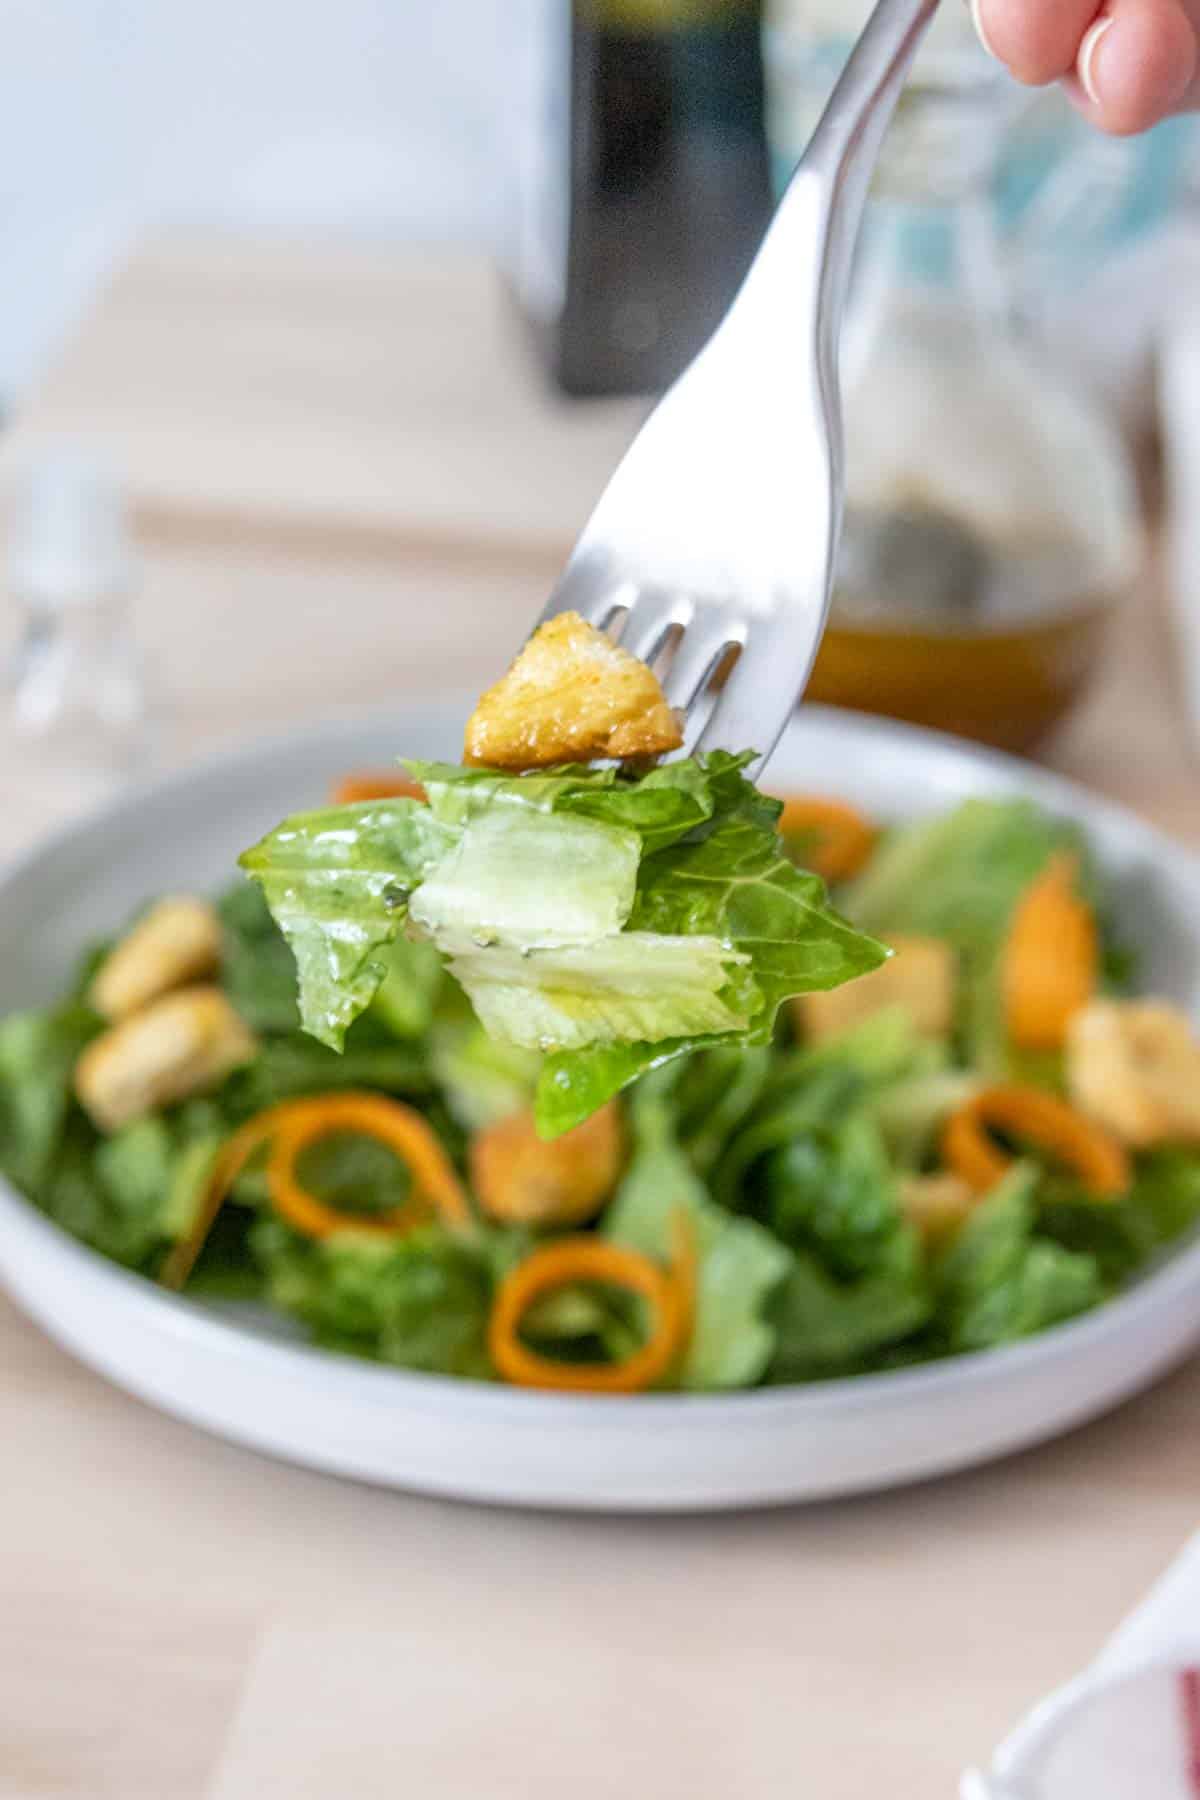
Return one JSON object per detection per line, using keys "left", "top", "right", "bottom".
{"left": 972, "top": 0, "right": 1098, "bottom": 85}
{"left": 1073, "top": 0, "right": 1198, "bottom": 133}
{"left": 968, "top": 0, "right": 1000, "bottom": 62}
{"left": 1077, "top": 15, "right": 1116, "bottom": 105}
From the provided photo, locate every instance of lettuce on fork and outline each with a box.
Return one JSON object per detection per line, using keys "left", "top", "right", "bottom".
{"left": 240, "top": 616, "right": 887, "bottom": 1135}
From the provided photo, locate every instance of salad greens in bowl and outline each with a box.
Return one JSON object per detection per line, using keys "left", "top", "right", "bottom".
{"left": 2, "top": 697, "right": 1200, "bottom": 1507}
{"left": 4, "top": 620, "right": 1200, "bottom": 1411}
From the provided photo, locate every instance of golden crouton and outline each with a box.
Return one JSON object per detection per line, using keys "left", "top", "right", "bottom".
{"left": 1067, "top": 999, "right": 1200, "bottom": 1148}
{"left": 470, "top": 1102, "right": 624, "bottom": 1227}
{"left": 796, "top": 934, "right": 956, "bottom": 1044}
{"left": 463, "top": 612, "right": 683, "bottom": 769}
{"left": 900, "top": 1173, "right": 975, "bottom": 1247}
{"left": 90, "top": 896, "right": 223, "bottom": 1021}
{"left": 76, "top": 986, "right": 257, "bottom": 1133}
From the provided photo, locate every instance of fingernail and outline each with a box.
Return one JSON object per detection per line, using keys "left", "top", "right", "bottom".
{"left": 1077, "top": 14, "right": 1115, "bottom": 105}
{"left": 968, "top": 0, "right": 999, "bottom": 60}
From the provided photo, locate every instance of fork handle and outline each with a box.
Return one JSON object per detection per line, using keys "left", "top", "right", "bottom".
{"left": 803, "top": 0, "right": 942, "bottom": 181}
{"left": 800, "top": 0, "right": 942, "bottom": 331}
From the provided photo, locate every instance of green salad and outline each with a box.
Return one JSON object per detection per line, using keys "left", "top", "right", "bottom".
{"left": 241, "top": 750, "right": 887, "bottom": 1136}
{"left": 5, "top": 782, "right": 1200, "bottom": 1393}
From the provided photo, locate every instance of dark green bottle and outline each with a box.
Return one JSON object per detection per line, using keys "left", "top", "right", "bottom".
{"left": 509, "top": 0, "right": 771, "bottom": 396}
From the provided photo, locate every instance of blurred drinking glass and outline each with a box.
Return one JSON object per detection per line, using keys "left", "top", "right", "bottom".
{"left": 3, "top": 447, "right": 150, "bottom": 841}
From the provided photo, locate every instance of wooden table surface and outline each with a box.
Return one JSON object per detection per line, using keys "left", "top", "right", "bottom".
{"left": 1, "top": 236, "right": 1199, "bottom": 1800}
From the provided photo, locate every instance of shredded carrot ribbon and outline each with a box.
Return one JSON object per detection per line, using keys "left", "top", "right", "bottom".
{"left": 330, "top": 773, "right": 427, "bottom": 805}
{"left": 160, "top": 1092, "right": 469, "bottom": 1290}
{"left": 488, "top": 1222, "right": 694, "bottom": 1394}
{"left": 776, "top": 796, "right": 876, "bottom": 883}
{"left": 942, "top": 1083, "right": 1129, "bottom": 1200}
{"left": 268, "top": 1093, "right": 469, "bottom": 1241}
{"left": 1004, "top": 853, "right": 1098, "bottom": 1051}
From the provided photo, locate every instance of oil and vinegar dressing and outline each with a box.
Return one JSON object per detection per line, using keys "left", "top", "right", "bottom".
{"left": 759, "top": 3, "right": 1140, "bottom": 751}
{"left": 810, "top": 507, "right": 1120, "bottom": 752}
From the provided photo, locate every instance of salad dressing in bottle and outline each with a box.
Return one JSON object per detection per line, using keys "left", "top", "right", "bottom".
{"left": 764, "top": 1, "right": 1141, "bottom": 749}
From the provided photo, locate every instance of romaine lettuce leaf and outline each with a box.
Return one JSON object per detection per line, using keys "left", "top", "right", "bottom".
{"left": 1037, "top": 1149, "right": 1200, "bottom": 1285}
{"left": 92, "top": 1117, "right": 178, "bottom": 1262}
{"left": 557, "top": 768, "right": 716, "bottom": 854}
{"left": 935, "top": 1166, "right": 1104, "bottom": 1352}
{"left": 710, "top": 1010, "right": 938, "bottom": 1208}
{"left": 665, "top": 1046, "right": 774, "bottom": 1174}
{"left": 408, "top": 760, "right": 618, "bottom": 826}
{"left": 296, "top": 1128, "right": 414, "bottom": 1217}
{"left": 871, "top": 1068, "right": 982, "bottom": 1169}
{"left": 243, "top": 755, "right": 887, "bottom": 1135}
{"left": 538, "top": 1036, "right": 717, "bottom": 1138}
{"left": 843, "top": 799, "right": 1087, "bottom": 949}
{"left": 239, "top": 798, "right": 455, "bottom": 1048}
{"left": 627, "top": 798, "right": 883, "bottom": 1009}
{"left": 1127, "top": 1150, "right": 1200, "bottom": 1250}
{"left": 234, "top": 1020, "right": 431, "bottom": 1112}
{"left": 448, "top": 932, "right": 753, "bottom": 1051}
{"left": 721, "top": 1038, "right": 936, "bottom": 1375}
{"left": 254, "top": 1219, "right": 495, "bottom": 1377}
{"left": 841, "top": 798, "right": 1124, "bottom": 1082}
{"left": 516, "top": 1285, "right": 642, "bottom": 1365}
{"left": 161, "top": 1134, "right": 224, "bottom": 1241}
{"left": 799, "top": 1006, "right": 948, "bottom": 1090}
{"left": 38, "top": 1111, "right": 210, "bottom": 1270}
{"left": 605, "top": 1076, "right": 791, "bottom": 1389}
{"left": 368, "top": 937, "right": 444, "bottom": 1040}
{"left": 958, "top": 943, "right": 1069, "bottom": 1087}
{"left": 767, "top": 1229, "right": 931, "bottom": 1379}
{"left": 404, "top": 766, "right": 768, "bottom": 1059}
{"left": 430, "top": 1022, "right": 541, "bottom": 1132}
{"left": 534, "top": 772, "right": 887, "bottom": 1133}
{"left": 764, "top": 1114, "right": 906, "bottom": 1282}
{"left": 410, "top": 755, "right": 717, "bottom": 855}
{"left": 410, "top": 808, "right": 639, "bottom": 948}
{"left": 0, "top": 1004, "right": 100, "bottom": 1191}
{"left": 217, "top": 880, "right": 301, "bottom": 1034}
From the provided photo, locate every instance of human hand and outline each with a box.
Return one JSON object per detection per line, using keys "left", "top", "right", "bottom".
{"left": 970, "top": 0, "right": 1200, "bottom": 135}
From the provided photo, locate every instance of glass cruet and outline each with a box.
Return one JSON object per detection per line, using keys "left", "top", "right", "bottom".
{"left": 764, "top": 0, "right": 1142, "bottom": 748}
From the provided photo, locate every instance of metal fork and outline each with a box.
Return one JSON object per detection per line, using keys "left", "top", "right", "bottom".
{"left": 537, "top": 0, "right": 941, "bottom": 769}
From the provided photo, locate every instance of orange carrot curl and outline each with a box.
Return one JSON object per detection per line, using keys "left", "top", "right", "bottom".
{"left": 942, "top": 1083, "right": 1129, "bottom": 1201}
{"left": 487, "top": 1229, "right": 693, "bottom": 1394}
{"left": 330, "top": 773, "right": 426, "bottom": 805}
{"left": 776, "top": 796, "right": 876, "bottom": 883}
{"left": 1004, "top": 853, "right": 1097, "bottom": 1052}
{"left": 160, "top": 1093, "right": 469, "bottom": 1290}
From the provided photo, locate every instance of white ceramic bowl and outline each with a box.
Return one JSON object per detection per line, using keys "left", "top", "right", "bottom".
{"left": 2, "top": 705, "right": 1199, "bottom": 1512}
